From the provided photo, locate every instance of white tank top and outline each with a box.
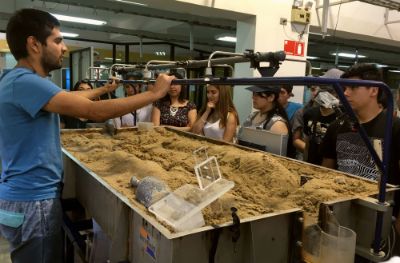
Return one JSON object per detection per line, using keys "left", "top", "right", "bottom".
{"left": 114, "top": 104, "right": 153, "bottom": 128}
{"left": 203, "top": 119, "right": 225, "bottom": 140}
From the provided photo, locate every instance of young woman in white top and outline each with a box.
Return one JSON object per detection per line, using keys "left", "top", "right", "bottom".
{"left": 191, "top": 84, "right": 239, "bottom": 142}
{"left": 114, "top": 72, "right": 153, "bottom": 128}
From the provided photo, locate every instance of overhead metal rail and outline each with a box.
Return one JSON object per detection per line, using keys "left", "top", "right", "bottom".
{"left": 109, "top": 50, "right": 286, "bottom": 79}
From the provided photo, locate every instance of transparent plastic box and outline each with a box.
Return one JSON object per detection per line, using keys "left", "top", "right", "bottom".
{"left": 194, "top": 156, "right": 221, "bottom": 190}
{"left": 148, "top": 178, "right": 234, "bottom": 232}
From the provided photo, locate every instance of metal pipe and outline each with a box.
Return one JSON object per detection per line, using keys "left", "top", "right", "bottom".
{"left": 89, "top": 75, "right": 389, "bottom": 88}
{"left": 207, "top": 51, "right": 244, "bottom": 68}
{"left": 385, "top": 18, "right": 400, "bottom": 25}
{"left": 108, "top": 64, "right": 140, "bottom": 77}
{"left": 189, "top": 23, "right": 194, "bottom": 52}
{"left": 139, "top": 37, "right": 143, "bottom": 60}
{"left": 86, "top": 67, "right": 109, "bottom": 80}
{"left": 321, "top": 0, "right": 329, "bottom": 36}
{"left": 106, "top": 51, "right": 285, "bottom": 74}
{"left": 383, "top": 4, "right": 400, "bottom": 25}
{"left": 145, "top": 60, "right": 177, "bottom": 69}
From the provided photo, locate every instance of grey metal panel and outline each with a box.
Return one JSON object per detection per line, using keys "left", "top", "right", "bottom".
{"left": 250, "top": 213, "right": 300, "bottom": 263}
{"left": 131, "top": 211, "right": 174, "bottom": 263}
{"left": 63, "top": 150, "right": 130, "bottom": 262}
{"left": 129, "top": 206, "right": 302, "bottom": 263}
{"left": 61, "top": 129, "right": 397, "bottom": 262}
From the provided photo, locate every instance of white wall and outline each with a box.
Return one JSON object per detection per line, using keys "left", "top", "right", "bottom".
{"left": 176, "top": 0, "right": 400, "bottom": 122}
{"left": 178, "top": 0, "right": 308, "bottom": 122}
{"left": 178, "top": 0, "right": 400, "bottom": 44}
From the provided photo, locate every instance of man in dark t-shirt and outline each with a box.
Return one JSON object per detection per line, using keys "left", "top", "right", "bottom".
{"left": 322, "top": 110, "right": 400, "bottom": 182}
{"left": 321, "top": 63, "right": 400, "bottom": 184}
{"left": 321, "top": 64, "right": 400, "bottom": 243}
{"left": 321, "top": 63, "right": 400, "bottom": 258}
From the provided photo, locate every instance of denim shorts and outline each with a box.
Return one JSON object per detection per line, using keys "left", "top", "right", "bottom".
{"left": 0, "top": 198, "right": 63, "bottom": 262}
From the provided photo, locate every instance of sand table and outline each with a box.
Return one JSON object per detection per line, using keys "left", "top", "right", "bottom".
{"left": 61, "top": 128, "right": 378, "bottom": 227}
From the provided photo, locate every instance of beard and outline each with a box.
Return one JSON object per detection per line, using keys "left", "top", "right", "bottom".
{"left": 41, "top": 49, "right": 62, "bottom": 73}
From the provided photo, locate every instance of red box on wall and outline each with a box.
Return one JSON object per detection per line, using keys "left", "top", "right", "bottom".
{"left": 284, "top": 40, "right": 304, "bottom": 57}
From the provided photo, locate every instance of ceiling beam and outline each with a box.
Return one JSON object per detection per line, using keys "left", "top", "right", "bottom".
{"left": 59, "top": 21, "right": 234, "bottom": 48}
{"left": 42, "top": 0, "right": 236, "bottom": 30}
{"left": 0, "top": 12, "right": 234, "bottom": 49}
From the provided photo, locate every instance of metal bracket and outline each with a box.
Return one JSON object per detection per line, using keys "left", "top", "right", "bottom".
{"left": 356, "top": 246, "right": 386, "bottom": 262}
{"left": 354, "top": 197, "right": 390, "bottom": 212}
{"left": 245, "top": 49, "right": 282, "bottom": 77}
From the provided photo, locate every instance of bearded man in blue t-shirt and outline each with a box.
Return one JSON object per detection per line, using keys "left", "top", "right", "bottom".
{"left": 0, "top": 9, "right": 174, "bottom": 262}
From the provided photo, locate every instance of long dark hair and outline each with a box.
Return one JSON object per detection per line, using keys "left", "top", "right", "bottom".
{"left": 257, "top": 90, "right": 295, "bottom": 158}
{"left": 257, "top": 91, "right": 289, "bottom": 127}
{"left": 159, "top": 72, "right": 187, "bottom": 104}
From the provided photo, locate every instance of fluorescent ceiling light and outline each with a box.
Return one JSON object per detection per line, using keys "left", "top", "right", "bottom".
{"left": 104, "top": 57, "right": 122, "bottom": 61}
{"left": 307, "top": 56, "right": 319, "bottom": 60}
{"left": 61, "top": 32, "right": 79, "bottom": 38}
{"left": 155, "top": 51, "right": 166, "bottom": 56}
{"left": 337, "top": 65, "right": 350, "bottom": 68}
{"left": 389, "top": 70, "right": 400, "bottom": 73}
{"left": 52, "top": 14, "right": 106, "bottom": 26}
{"left": 376, "top": 64, "right": 387, "bottom": 68}
{"left": 216, "top": 36, "right": 237, "bottom": 43}
{"left": 113, "top": 0, "right": 148, "bottom": 6}
{"left": 311, "top": 67, "right": 321, "bottom": 70}
{"left": 331, "top": 52, "right": 366, "bottom": 59}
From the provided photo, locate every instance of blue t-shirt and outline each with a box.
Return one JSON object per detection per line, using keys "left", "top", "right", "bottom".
{"left": 0, "top": 68, "right": 62, "bottom": 201}
{"left": 286, "top": 101, "right": 302, "bottom": 121}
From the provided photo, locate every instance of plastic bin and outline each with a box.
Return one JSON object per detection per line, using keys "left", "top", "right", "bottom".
{"left": 149, "top": 178, "right": 234, "bottom": 232}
